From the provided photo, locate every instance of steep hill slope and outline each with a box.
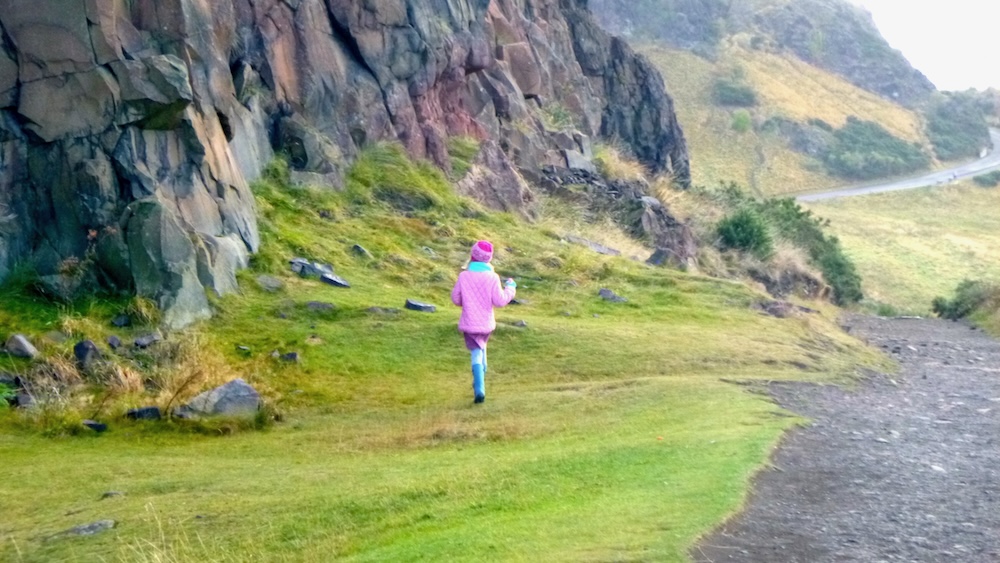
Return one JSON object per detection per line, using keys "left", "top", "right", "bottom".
{"left": 641, "top": 42, "right": 928, "bottom": 195}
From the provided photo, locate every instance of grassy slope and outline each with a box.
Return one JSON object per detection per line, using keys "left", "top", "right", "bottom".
{"left": 803, "top": 182, "right": 1000, "bottom": 314}
{"left": 0, "top": 147, "right": 885, "bottom": 562}
{"left": 642, "top": 42, "right": 928, "bottom": 196}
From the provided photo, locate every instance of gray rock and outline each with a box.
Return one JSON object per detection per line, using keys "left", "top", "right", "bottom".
{"left": 513, "top": 320, "right": 528, "bottom": 328}
{"left": 111, "top": 314, "right": 131, "bottom": 328}
{"left": 107, "top": 335, "right": 122, "bottom": 350}
{"left": 73, "top": 340, "right": 101, "bottom": 369}
{"left": 100, "top": 491, "right": 124, "bottom": 500}
{"left": 134, "top": 333, "right": 161, "bottom": 349}
{"left": 306, "top": 301, "right": 335, "bottom": 312}
{"left": 82, "top": 420, "right": 108, "bottom": 432}
{"left": 56, "top": 520, "right": 116, "bottom": 538}
{"left": 366, "top": 307, "right": 401, "bottom": 315}
{"left": 565, "top": 235, "right": 621, "bottom": 256}
{"left": 5, "top": 334, "right": 39, "bottom": 358}
{"left": 126, "top": 406, "right": 161, "bottom": 421}
{"left": 320, "top": 273, "right": 351, "bottom": 288}
{"left": 256, "top": 275, "right": 284, "bottom": 293}
{"left": 598, "top": 288, "right": 628, "bottom": 303}
{"left": 174, "top": 378, "right": 261, "bottom": 419}
{"left": 352, "top": 244, "right": 373, "bottom": 259}
{"left": 280, "top": 352, "right": 300, "bottom": 363}
{"left": 14, "top": 392, "right": 33, "bottom": 409}
{"left": 405, "top": 299, "right": 437, "bottom": 313}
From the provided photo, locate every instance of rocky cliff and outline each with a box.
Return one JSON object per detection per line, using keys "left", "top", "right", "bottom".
{"left": 0, "top": 0, "right": 689, "bottom": 326}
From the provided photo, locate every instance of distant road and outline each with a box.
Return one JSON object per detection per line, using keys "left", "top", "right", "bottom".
{"left": 795, "top": 128, "right": 1000, "bottom": 202}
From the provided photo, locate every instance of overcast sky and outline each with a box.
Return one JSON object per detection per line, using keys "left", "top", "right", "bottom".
{"left": 849, "top": 0, "right": 1000, "bottom": 91}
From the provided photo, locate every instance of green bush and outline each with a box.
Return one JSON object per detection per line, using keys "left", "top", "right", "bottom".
{"left": 926, "top": 92, "right": 990, "bottom": 161}
{"left": 973, "top": 170, "right": 1000, "bottom": 187}
{"left": 731, "top": 110, "right": 752, "bottom": 133}
{"left": 712, "top": 78, "right": 757, "bottom": 107}
{"left": 822, "top": 117, "right": 929, "bottom": 180}
{"left": 706, "top": 184, "right": 863, "bottom": 304}
{"left": 717, "top": 208, "right": 773, "bottom": 259}
{"left": 931, "top": 279, "right": 999, "bottom": 320}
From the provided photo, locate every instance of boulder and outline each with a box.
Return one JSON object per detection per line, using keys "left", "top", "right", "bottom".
{"left": 5, "top": 334, "right": 39, "bottom": 358}
{"left": 126, "top": 406, "right": 162, "bottom": 421}
{"left": 598, "top": 288, "right": 627, "bottom": 303}
{"left": 73, "top": 340, "right": 102, "bottom": 369}
{"left": 320, "top": 273, "right": 351, "bottom": 288}
{"left": 174, "top": 378, "right": 261, "bottom": 418}
{"left": 405, "top": 299, "right": 437, "bottom": 313}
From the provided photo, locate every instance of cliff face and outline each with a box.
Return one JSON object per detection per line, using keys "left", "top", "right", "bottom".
{"left": 0, "top": 0, "right": 688, "bottom": 326}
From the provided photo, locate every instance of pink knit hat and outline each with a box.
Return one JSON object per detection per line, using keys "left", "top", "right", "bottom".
{"left": 470, "top": 240, "right": 493, "bottom": 263}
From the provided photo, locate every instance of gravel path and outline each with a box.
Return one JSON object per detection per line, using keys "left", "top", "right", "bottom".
{"left": 694, "top": 315, "right": 1000, "bottom": 562}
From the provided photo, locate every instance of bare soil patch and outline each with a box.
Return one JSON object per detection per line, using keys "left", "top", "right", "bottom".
{"left": 695, "top": 315, "right": 1000, "bottom": 562}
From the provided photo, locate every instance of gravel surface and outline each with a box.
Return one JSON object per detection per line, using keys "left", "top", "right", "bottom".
{"left": 694, "top": 315, "right": 1000, "bottom": 562}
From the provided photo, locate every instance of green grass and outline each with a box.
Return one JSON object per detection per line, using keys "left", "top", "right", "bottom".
{"left": 0, "top": 147, "right": 885, "bottom": 562}
{"left": 803, "top": 181, "right": 1000, "bottom": 314}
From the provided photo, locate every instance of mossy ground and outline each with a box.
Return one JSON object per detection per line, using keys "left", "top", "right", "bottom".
{"left": 0, "top": 145, "right": 885, "bottom": 562}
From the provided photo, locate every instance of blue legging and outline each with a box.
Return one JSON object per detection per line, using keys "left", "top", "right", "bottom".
{"left": 471, "top": 348, "right": 487, "bottom": 397}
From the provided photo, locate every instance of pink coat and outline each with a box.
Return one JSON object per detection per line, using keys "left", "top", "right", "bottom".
{"left": 451, "top": 269, "right": 516, "bottom": 334}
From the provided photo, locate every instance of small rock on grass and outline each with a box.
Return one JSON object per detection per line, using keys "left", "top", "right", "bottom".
{"left": 82, "top": 420, "right": 108, "bottom": 433}
{"left": 74, "top": 340, "right": 102, "bottom": 369}
{"left": 320, "top": 273, "right": 351, "bottom": 288}
{"left": 5, "top": 334, "right": 39, "bottom": 358}
{"left": 107, "top": 335, "right": 122, "bottom": 350}
{"left": 126, "top": 406, "right": 162, "bottom": 421}
{"left": 53, "top": 520, "right": 116, "bottom": 539}
{"left": 352, "top": 244, "right": 374, "bottom": 259}
{"left": 598, "top": 288, "right": 627, "bottom": 303}
{"left": 111, "top": 314, "right": 131, "bottom": 328}
{"left": 405, "top": 299, "right": 436, "bottom": 313}
{"left": 134, "top": 334, "right": 161, "bottom": 349}
{"left": 100, "top": 491, "right": 124, "bottom": 500}
{"left": 256, "top": 274, "right": 284, "bottom": 292}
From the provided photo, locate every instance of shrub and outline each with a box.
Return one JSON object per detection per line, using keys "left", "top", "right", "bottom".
{"left": 973, "top": 170, "right": 1000, "bottom": 187}
{"left": 926, "top": 92, "right": 990, "bottom": 161}
{"left": 717, "top": 208, "right": 773, "bottom": 259}
{"left": 931, "top": 280, "right": 1000, "bottom": 320}
{"left": 822, "top": 117, "right": 929, "bottom": 180}
{"left": 731, "top": 110, "right": 752, "bottom": 133}
{"left": 712, "top": 78, "right": 757, "bottom": 107}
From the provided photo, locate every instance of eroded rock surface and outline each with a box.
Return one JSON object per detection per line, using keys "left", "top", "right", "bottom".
{"left": 0, "top": 0, "right": 689, "bottom": 326}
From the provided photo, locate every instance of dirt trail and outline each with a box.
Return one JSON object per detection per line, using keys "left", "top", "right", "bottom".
{"left": 694, "top": 315, "right": 1000, "bottom": 562}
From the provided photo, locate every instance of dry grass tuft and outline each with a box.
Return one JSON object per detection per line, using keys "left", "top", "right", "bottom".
{"left": 593, "top": 143, "right": 649, "bottom": 183}
{"left": 127, "top": 296, "right": 162, "bottom": 326}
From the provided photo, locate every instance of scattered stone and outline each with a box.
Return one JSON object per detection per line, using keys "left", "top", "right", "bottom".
{"left": 111, "top": 314, "right": 131, "bottom": 328}
{"left": 256, "top": 274, "right": 284, "bottom": 292}
{"left": 320, "top": 273, "right": 351, "bottom": 288}
{"left": 510, "top": 298, "right": 529, "bottom": 306}
{"left": 753, "top": 300, "right": 817, "bottom": 319}
{"left": 134, "top": 334, "right": 161, "bottom": 349}
{"left": 280, "top": 352, "right": 300, "bottom": 363}
{"left": 0, "top": 373, "right": 15, "bottom": 387}
{"left": 237, "top": 345, "right": 251, "bottom": 355}
{"left": 107, "top": 335, "right": 122, "bottom": 350}
{"left": 598, "top": 288, "right": 627, "bottom": 303}
{"left": 73, "top": 340, "right": 102, "bottom": 369}
{"left": 126, "top": 406, "right": 162, "bottom": 421}
{"left": 352, "top": 244, "right": 373, "bottom": 259}
{"left": 306, "top": 301, "right": 335, "bottom": 312}
{"left": 100, "top": 491, "right": 124, "bottom": 500}
{"left": 405, "top": 299, "right": 437, "bottom": 313}
{"left": 173, "top": 378, "right": 261, "bottom": 418}
{"left": 422, "top": 246, "right": 437, "bottom": 257}
{"left": 5, "top": 334, "right": 39, "bottom": 359}
{"left": 270, "top": 350, "right": 281, "bottom": 359}
{"left": 290, "top": 258, "right": 334, "bottom": 278}
{"left": 14, "top": 392, "right": 33, "bottom": 409}
{"left": 55, "top": 520, "right": 116, "bottom": 538}
{"left": 318, "top": 209, "right": 333, "bottom": 220}
{"left": 82, "top": 420, "right": 108, "bottom": 433}
{"left": 512, "top": 320, "right": 528, "bottom": 328}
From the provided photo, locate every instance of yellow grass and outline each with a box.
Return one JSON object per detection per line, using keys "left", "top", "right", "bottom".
{"left": 803, "top": 182, "right": 1000, "bottom": 313}
{"left": 641, "top": 43, "right": 929, "bottom": 197}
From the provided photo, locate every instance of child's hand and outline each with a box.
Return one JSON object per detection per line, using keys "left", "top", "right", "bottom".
{"left": 505, "top": 278, "right": 517, "bottom": 288}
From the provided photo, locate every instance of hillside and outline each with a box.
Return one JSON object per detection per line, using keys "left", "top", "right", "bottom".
{"left": 641, "top": 42, "right": 929, "bottom": 195}
{"left": 0, "top": 146, "right": 885, "bottom": 561}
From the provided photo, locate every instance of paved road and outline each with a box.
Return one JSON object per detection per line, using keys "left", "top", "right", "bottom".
{"left": 795, "top": 128, "right": 1000, "bottom": 202}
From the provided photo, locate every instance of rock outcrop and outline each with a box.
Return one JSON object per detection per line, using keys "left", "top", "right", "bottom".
{"left": 0, "top": 0, "right": 689, "bottom": 326}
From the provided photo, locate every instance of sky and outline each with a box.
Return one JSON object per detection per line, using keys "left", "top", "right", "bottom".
{"left": 848, "top": 0, "right": 1000, "bottom": 91}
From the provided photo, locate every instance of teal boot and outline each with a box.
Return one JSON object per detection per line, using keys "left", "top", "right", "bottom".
{"left": 472, "top": 364, "right": 485, "bottom": 403}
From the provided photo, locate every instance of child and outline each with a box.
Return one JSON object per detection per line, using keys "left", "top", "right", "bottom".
{"left": 451, "top": 240, "right": 517, "bottom": 403}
